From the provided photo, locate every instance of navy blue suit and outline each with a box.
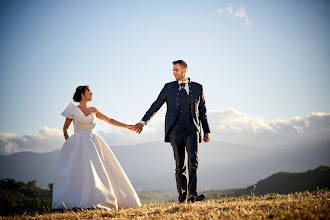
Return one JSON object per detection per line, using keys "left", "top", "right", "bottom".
{"left": 141, "top": 78, "right": 210, "bottom": 200}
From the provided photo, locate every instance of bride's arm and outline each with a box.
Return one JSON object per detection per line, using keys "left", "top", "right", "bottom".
{"left": 63, "top": 118, "right": 73, "bottom": 140}
{"left": 95, "top": 109, "right": 134, "bottom": 130}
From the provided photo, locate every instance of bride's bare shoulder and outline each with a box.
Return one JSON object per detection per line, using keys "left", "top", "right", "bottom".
{"left": 91, "top": 107, "right": 99, "bottom": 113}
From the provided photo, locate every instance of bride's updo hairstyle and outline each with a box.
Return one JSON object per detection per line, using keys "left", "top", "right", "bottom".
{"left": 73, "top": 85, "right": 90, "bottom": 102}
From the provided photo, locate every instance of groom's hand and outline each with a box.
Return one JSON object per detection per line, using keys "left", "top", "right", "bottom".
{"left": 129, "top": 125, "right": 138, "bottom": 132}
{"left": 135, "top": 123, "right": 144, "bottom": 134}
{"left": 203, "top": 133, "right": 210, "bottom": 143}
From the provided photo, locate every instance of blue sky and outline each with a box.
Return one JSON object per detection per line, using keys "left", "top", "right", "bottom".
{"left": 1, "top": 0, "right": 329, "bottom": 138}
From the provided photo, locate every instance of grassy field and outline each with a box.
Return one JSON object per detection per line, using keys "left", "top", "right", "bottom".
{"left": 2, "top": 190, "right": 329, "bottom": 219}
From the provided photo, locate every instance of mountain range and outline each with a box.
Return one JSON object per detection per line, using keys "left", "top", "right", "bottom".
{"left": 0, "top": 139, "right": 329, "bottom": 190}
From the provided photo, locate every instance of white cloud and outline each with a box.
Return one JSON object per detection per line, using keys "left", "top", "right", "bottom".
{"left": 1, "top": 110, "right": 329, "bottom": 155}
{"left": 208, "top": 109, "right": 330, "bottom": 146}
{"left": 217, "top": 5, "right": 251, "bottom": 26}
{"left": 234, "top": 6, "right": 251, "bottom": 26}
{"left": 0, "top": 127, "right": 65, "bottom": 155}
{"left": 217, "top": 6, "right": 233, "bottom": 14}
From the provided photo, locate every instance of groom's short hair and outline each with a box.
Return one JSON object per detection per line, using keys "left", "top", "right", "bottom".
{"left": 172, "top": 60, "right": 188, "bottom": 70}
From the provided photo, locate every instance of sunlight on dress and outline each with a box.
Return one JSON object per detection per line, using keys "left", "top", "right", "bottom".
{"left": 52, "top": 102, "right": 141, "bottom": 210}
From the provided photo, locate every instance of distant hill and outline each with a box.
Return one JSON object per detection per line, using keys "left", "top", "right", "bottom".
{"left": 205, "top": 166, "right": 330, "bottom": 198}
{"left": 0, "top": 139, "right": 329, "bottom": 190}
{"left": 0, "top": 150, "right": 60, "bottom": 189}
{"left": 243, "top": 166, "right": 330, "bottom": 195}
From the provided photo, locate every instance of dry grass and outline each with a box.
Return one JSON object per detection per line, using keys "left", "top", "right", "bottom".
{"left": 2, "top": 191, "right": 329, "bottom": 219}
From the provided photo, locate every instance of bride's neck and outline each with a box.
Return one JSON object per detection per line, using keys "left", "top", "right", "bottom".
{"left": 79, "top": 100, "right": 89, "bottom": 108}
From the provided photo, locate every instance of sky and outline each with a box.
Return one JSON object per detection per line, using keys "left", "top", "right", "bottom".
{"left": 0, "top": 0, "right": 329, "bottom": 155}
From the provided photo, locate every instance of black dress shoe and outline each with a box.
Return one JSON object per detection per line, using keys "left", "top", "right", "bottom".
{"left": 178, "top": 195, "right": 186, "bottom": 204}
{"left": 187, "top": 194, "right": 205, "bottom": 203}
{"left": 178, "top": 199, "right": 186, "bottom": 204}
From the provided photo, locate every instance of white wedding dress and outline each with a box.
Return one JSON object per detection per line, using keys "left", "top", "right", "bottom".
{"left": 52, "top": 102, "right": 141, "bottom": 210}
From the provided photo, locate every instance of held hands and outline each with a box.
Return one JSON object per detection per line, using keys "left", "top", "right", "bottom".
{"left": 127, "top": 125, "right": 138, "bottom": 132}
{"left": 134, "top": 123, "right": 144, "bottom": 134}
{"left": 125, "top": 123, "right": 144, "bottom": 133}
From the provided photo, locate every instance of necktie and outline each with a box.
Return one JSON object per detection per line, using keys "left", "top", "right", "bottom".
{"left": 179, "top": 83, "right": 187, "bottom": 100}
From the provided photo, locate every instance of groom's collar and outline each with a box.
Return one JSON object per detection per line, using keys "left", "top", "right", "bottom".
{"left": 177, "top": 78, "right": 191, "bottom": 84}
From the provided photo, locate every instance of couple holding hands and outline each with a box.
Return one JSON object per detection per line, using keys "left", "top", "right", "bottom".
{"left": 52, "top": 60, "right": 211, "bottom": 210}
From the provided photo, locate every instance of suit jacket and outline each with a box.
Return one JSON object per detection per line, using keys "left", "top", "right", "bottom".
{"left": 142, "top": 78, "right": 210, "bottom": 143}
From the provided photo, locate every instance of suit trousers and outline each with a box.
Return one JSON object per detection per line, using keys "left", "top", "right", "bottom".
{"left": 168, "top": 127, "right": 199, "bottom": 200}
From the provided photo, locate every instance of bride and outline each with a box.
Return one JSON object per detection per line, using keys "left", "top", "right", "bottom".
{"left": 52, "top": 85, "right": 141, "bottom": 210}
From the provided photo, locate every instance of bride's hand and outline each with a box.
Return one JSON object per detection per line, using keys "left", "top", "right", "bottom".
{"left": 127, "top": 125, "right": 138, "bottom": 132}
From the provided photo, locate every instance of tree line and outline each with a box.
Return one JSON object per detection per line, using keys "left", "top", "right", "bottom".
{"left": 0, "top": 179, "right": 52, "bottom": 216}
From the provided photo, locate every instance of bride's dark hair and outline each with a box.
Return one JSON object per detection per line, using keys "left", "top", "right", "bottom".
{"left": 73, "top": 85, "right": 90, "bottom": 102}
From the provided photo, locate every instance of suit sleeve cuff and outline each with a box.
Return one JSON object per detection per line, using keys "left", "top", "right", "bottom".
{"left": 139, "top": 121, "right": 146, "bottom": 125}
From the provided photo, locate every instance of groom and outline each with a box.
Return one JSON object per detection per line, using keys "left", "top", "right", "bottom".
{"left": 135, "top": 60, "right": 211, "bottom": 203}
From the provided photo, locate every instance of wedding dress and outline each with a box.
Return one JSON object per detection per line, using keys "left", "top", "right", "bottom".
{"left": 52, "top": 102, "right": 141, "bottom": 210}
